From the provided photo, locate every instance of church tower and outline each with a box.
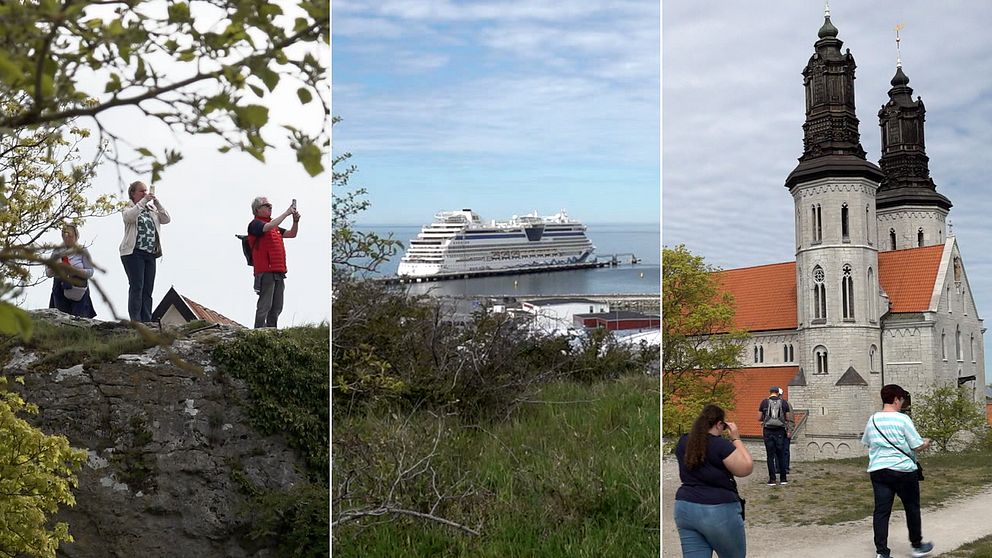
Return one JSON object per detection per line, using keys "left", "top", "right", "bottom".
{"left": 785, "top": 8, "right": 883, "bottom": 438}
{"left": 876, "top": 37, "right": 952, "bottom": 251}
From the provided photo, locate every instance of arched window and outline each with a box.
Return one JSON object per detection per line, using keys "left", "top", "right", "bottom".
{"left": 948, "top": 284, "right": 953, "bottom": 314}
{"left": 758, "top": 345, "right": 764, "bottom": 363}
{"left": 812, "top": 204, "right": 823, "bottom": 243}
{"left": 754, "top": 346, "right": 759, "bottom": 363}
{"left": 789, "top": 344, "right": 794, "bottom": 361}
{"left": 842, "top": 265, "right": 855, "bottom": 320}
{"left": 841, "top": 203, "right": 850, "bottom": 241}
{"left": 812, "top": 266, "right": 826, "bottom": 322}
{"left": 956, "top": 326, "right": 962, "bottom": 360}
{"left": 971, "top": 334, "right": 976, "bottom": 362}
{"left": 866, "top": 205, "right": 872, "bottom": 245}
{"left": 918, "top": 228, "right": 924, "bottom": 247}
{"left": 784, "top": 344, "right": 789, "bottom": 362}
{"left": 814, "top": 346, "right": 829, "bottom": 374}
{"left": 869, "top": 344, "right": 877, "bottom": 372}
{"left": 867, "top": 267, "right": 876, "bottom": 322}
{"left": 890, "top": 229, "right": 897, "bottom": 250}
{"left": 941, "top": 329, "right": 947, "bottom": 360}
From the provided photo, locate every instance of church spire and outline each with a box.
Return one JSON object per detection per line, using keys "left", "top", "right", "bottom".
{"left": 786, "top": 8, "right": 882, "bottom": 190}
{"left": 876, "top": 26, "right": 952, "bottom": 211}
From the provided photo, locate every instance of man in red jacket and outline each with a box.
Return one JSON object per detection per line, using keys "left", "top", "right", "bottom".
{"left": 247, "top": 196, "right": 300, "bottom": 328}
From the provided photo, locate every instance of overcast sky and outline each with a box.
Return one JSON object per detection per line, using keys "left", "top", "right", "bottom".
{"left": 19, "top": 11, "right": 329, "bottom": 328}
{"left": 663, "top": 3, "right": 992, "bottom": 375}
{"left": 332, "top": 0, "right": 660, "bottom": 226}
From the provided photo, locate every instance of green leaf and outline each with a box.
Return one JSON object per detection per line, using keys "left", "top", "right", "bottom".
{"left": 238, "top": 105, "right": 269, "bottom": 128}
{"left": 0, "top": 52, "right": 24, "bottom": 86}
{"left": 167, "top": 2, "right": 190, "bottom": 22}
{"left": 296, "top": 143, "right": 323, "bottom": 177}
{"left": 256, "top": 66, "right": 279, "bottom": 92}
{"left": 0, "top": 302, "right": 33, "bottom": 340}
{"left": 136, "top": 147, "right": 153, "bottom": 157}
{"left": 249, "top": 84, "right": 265, "bottom": 98}
{"left": 296, "top": 88, "right": 312, "bottom": 105}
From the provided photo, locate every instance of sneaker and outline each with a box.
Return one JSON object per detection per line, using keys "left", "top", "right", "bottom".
{"left": 779, "top": 480, "right": 789, "bottom": 485}
{"left": 767, "top": 479, "right": 777, "bottom": 486}
{"left": 876, "top": 553, "right": 892, "bottom": 558}
{"left": 911, "top": 542, "right": 934, "bottom": 557}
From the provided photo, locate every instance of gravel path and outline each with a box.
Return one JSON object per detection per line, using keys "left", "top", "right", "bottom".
{"left": 663, "top": 456, "right": 992, "bottom": 557}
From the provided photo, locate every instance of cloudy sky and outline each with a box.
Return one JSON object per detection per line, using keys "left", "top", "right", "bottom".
{"left": 664, "top": 3, "right": 992, "bottom": 373}
{"left": 332, "top": 0, "right": 660, "bottom": 226}
{"left": 20, "top": 10, "right": 329, "bottom": 328}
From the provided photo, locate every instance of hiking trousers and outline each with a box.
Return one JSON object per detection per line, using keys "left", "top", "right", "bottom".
{"left": 870, "top": 468, "right": 923, "bottom": 556}
{"left": 762, "top": 428, "right": 787, "bottom": 482}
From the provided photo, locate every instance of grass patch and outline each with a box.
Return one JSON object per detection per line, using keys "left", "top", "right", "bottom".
{"left": 334, "top": 375, "right": 660, "bottom": 557}
{"left": 0, "top": 320, "right": 167, "bottom": 369}
{"left": 744, "top": 451, "right": 992, "bottom": 526}
{"left": 943, "top": 533, "right": 992, "bottom": 557}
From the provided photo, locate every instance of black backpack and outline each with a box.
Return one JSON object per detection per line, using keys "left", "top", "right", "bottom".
{"left": 236, "top": 234, "right": 252, "bottom": 266}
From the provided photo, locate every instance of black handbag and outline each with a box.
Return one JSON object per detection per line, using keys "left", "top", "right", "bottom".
{"left": 872, "top": 416, "right": 924, "bottom": 481}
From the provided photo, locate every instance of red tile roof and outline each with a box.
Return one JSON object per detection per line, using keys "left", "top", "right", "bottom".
{"left": 709, "top": 245, "right": 944, "bottom": 332}
{"left": 713, "top": 262, "right": 797, "bottom": 332}
{"left": 878, "top": 245, "right": 944, "bottom": 313}
{"left": 721, "top": 367, "right": 800, "bottom": 437}
{"left": 181, "top": 296, "right": 243, "bottom": 327}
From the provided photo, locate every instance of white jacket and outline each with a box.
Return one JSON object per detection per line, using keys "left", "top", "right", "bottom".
{"left": 120, "top": 198, "right": 171, "bottom": 257}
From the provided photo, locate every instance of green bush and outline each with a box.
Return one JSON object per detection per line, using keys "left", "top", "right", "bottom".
{"left": 913, "top": 384, "right": 988, "bottom": 452}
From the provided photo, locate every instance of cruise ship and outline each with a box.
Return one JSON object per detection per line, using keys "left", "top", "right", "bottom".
{"left": 396, "top": 209, "right": 595, "bottom": 277}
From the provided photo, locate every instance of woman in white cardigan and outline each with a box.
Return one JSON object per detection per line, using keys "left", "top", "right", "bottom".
{"left": 119, "top": 181, "right": 170, "bottom": 321}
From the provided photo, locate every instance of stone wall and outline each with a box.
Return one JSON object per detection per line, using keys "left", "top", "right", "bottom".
{"left": 2, "top": 311, "right": 304, "bottom": 558}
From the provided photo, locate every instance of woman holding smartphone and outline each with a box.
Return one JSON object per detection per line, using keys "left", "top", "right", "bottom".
{"left": 673, "top": 404, "right": 754, "bottom": 557}
{"left": 120, "top": 180, "right": 170, "bottom": 322}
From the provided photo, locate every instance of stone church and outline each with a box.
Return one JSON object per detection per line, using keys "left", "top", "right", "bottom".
{"left": 710, "top": 11, "right": 986, "bottom": 459}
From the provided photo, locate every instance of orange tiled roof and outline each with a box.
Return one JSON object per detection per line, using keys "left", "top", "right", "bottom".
{"left": 714, "top": 262, "right": 797, "bottom": 332}
{"left": 721, "top": 367, "right": 800, "bottom": 437}
{"left": 181, "top": 295, "right": 243, "bottom": 327}
{"left": 709, "top": 245, "right": 945, "bottom": 332}
{"left": 878, "top": 245, "right": 944, "bottom": 313}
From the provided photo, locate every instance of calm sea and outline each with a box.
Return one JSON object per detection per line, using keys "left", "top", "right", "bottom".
{"left": 355, "top": 223, "right": 660, "bottom": 296}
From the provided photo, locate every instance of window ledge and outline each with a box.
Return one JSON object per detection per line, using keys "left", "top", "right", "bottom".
{"left": 812, "top": 319, "right": 826, "bottom": 325}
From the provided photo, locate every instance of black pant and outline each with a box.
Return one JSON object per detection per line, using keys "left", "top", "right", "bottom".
{"left": 254, "top": 272, "right": 285, "bottom": 328}
{"left": 870, "top": 468, "right": 923, "bottom": 555}
{"left": 763, "top": 428, "right": 787, "bottom": 481}
{"left": 121, "top": 250, "right": 156, "bottom": 322}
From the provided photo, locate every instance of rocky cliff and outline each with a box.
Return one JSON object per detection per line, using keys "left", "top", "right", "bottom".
{"left": 1, "top": 310, "right": 316, "bottom": 558}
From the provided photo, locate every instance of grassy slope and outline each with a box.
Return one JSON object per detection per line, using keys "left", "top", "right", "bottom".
{"left": 334, "top": 375, "right": 660, "bottom": 558}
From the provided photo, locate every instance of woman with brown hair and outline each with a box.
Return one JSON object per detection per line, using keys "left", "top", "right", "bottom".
{"left": 47, "top": 224, "right": 97, "bottom": 318}
{"left": 674, "top": 404, "right": 754, "bottom": 557}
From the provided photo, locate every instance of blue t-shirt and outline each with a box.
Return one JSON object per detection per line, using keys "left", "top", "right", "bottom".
{"left": 674, "top": 434, "right": 739, "bottom": 504}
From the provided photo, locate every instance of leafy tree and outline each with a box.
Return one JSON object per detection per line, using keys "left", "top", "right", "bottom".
{"left": 0, "top": 0, "right": 329, "bottom": 180}
{"left": 0, "top": 377, "right": 87, "bottom": 558}
{"left": 331, "top": 117, "right": 401, "bottom": 278}
{"left": 662, "top": 245, "right": 748, "bottom": 437}
{"left": 912, "top": 384, "right": 988, "bottom": 452}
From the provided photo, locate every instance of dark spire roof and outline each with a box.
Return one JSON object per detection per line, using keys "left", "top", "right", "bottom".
{"left": 786, "top": 10, "right": 883, "bottom": 190}
{"left": 818, "top": 15, "right": 838, "bottom": 38}
{"left": 876, "top": 62, "right": 952, "bottom": 211}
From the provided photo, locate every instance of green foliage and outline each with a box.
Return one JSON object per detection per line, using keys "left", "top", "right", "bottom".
{"left": 243, "top": 482, "right": 329, "bottom": 558}
{"left": 0, "top": 0, "right": 329, "bottom": 179}
{"left": 912, "top": 384, "right": 989, "bottom": 452}
{"left": 211, "top": 326, "right": 329, "bottom": 482}
{"left": 331, "top": 117, "right": 402, "bottom": 277}
{"left": 332, "top": 279, "right": 653, "bottom": 421}
{"left": 662, "top": 245, "right": 747, "bottom": 437}
{"left": 334, "top": 376, "right": 660, "bottom": 557}
{"left": 0, "top": 377, "right": 87, "bottom": 558}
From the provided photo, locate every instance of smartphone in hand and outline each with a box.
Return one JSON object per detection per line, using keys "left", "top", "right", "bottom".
{"left": 291, "top": 198, "right": 297, "bottom": 212}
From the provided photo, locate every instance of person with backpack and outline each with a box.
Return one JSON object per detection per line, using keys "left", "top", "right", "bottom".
{"left": 778, "top": 387, "right": 792, "bottom": 473}
{"left": 247, "top": 196, "right": 299, "bottom": 328}
{"left": 758, "top": 386, "right": 791, "bottom": 485}
{"left": 862, "top": 384, "right": 933, "bottom": 558}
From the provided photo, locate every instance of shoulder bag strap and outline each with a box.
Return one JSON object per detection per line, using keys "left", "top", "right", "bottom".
{"left": 872, "top": 416, "right": 918, "bottom": 465}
